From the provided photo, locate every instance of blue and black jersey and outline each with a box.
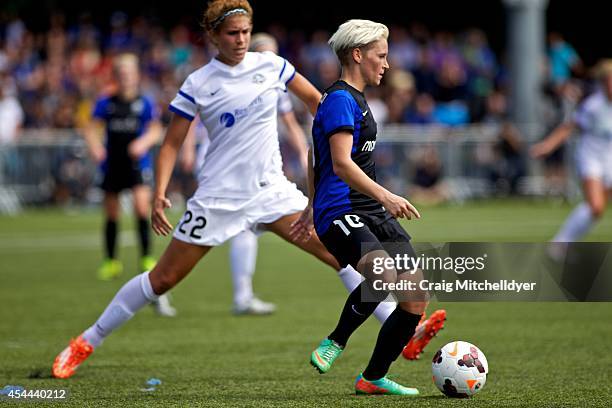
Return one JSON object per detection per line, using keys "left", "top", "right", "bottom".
{"left": 92, "top": 94, "right": 157, "bottom": 172}
{"left": 312, "top": 80, "right": 390, "bottom": 235}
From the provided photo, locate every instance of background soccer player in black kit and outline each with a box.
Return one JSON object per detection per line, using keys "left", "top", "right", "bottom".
{"left": 81, "top": 53, "right": 175, "bottom": 316}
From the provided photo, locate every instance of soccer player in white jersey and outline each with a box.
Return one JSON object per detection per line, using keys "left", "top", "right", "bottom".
{"left": 181, "top": 33, "right": 309, "bottom": 315}
{"left": 531, "top": 60, "right": 612, "bottom": 245}
{"left": 50, "top": 0, "right": 389, "bottom": 379}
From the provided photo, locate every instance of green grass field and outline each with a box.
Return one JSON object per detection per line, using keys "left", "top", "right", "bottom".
{"left": 1, "top": 199, "right": 612, "bottom": 407}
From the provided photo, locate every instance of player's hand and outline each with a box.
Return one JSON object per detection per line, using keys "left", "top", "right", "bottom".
{"left": 151, "top": 196, "right": 174, "bottom": 236}
{"left": 290, "top": 205, "right": 314, "bottom": 242}
{"left": 128, "top": 139, "right": 148, "bottom": 160}
{"left": 380, "top": 192, "right": 421, "bottom": 220}
{"left": 91, "top": 145, "right": 106, "bottom": 164}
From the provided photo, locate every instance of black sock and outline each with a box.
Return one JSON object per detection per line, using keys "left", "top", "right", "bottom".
{"left": 105, "top": 219, "right": 118, "bottom": 259}
{"left": 328, "top": 281, "right": 388, "bottom": 348}
{"left": 137, "top": 217, "right": 150, "bottom": 257}
{"left": 362, "top": 308, "right": 422, "bottom": 381}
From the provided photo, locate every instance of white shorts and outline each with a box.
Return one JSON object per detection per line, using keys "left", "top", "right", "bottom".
{"left": 575, "top": 137, "right": 612, "bottom": 187}
{"left": 173, "top": 179, "right": 308, "bottom": 246}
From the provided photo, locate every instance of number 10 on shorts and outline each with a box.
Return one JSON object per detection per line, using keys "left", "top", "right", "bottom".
{"left": 333, "top": 214, "right": 364, "bottom": 236}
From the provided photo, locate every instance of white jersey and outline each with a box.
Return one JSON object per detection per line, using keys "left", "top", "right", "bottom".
{"left": 574, "top": 90, "right": 612, "bottom": 141}
{"left": 573, "top": 90, "right": 612, "bottom": 185}
{"left": 170, "top": 51, "right": 296, "bottom": 199}
{"left": 192, "top": 90, "right": 294, "bottom": 172}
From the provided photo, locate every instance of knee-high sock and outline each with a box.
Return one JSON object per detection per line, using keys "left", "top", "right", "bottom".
{"left": 137, "top": 217, "right": 151, "bottom": 257}
{"left": 338, "top": 266, "right": 395, "bottom": 323}
{"left": 230, "top": 230, "right": 258, "bottom": 306}
{"left": 362, "top": 308, "right": 422, "bottom": 381}
{"left": 552, "top": 203, "right": 595, "bottom": 242}
{"left": 82, "top": 272, "right": 158, "bottom": 348}
{"left": 104, "top": 219, "right": 117, "bottom": 259}
{"left": 328, "top": 281, "right": 389, "bottom": 348}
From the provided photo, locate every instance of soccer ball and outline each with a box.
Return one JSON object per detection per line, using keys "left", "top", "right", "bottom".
{"left": 431, "top": 341, "right": 488, "bottom": 398}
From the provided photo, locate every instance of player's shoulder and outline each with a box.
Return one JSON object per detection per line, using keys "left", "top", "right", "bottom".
{"left": 581, "top": 90, "right": 605, "bottom": 111}
{"left": 185, "top": 63, "right": 216, "bottom": 84}
{"left": 95, "top": 94, "right": 114, "bottom": 106}
{"left": 320, "top": 84, "right": 359, "bottom": 110}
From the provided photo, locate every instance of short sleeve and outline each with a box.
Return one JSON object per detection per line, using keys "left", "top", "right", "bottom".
{"left": 319, "top": 91, "right": 357, "bottom": 138}
{"left": 263, "top": 51, "right": 296, "bottom": 90}
{"left": 92, "top": 97, "right": 109, "bottom": 120}
{"left": 277, "top": 91, "right": 293, "bottom": 114}
{"left": 141, "top": 96, "right": 159, "bottom": 124}
{"left": 169, "top": 75, "right": 197, "bottom": 121}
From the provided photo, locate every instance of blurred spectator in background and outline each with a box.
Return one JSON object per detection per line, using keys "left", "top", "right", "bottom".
{"left": 408, "top": 145, "right": 449, "bottom": 205}
{"left": 431, "top": 57, "right": 469, "bottom": 125}
{"left": 385, "top": 69, "right": 415, "bottom": 123}
{"left": 547, "top": 32, "right": 583, "bottom": 87}
{"left": 481, "top": 91, "right": 526, "bottom": 194}
{"left": 404, "top": 93, "right": 436, "bottom": 124}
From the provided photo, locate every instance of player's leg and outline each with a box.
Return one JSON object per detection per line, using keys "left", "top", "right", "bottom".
{"left": 52, "top": 239, "right": 210, "bottom": 378}
{"left": 132, "top": 184, "right": 154, "bottom": 270}
{"left": 131, "top": 183, "right": 177, "bottom": 317}
{"left": 356, "top": 265, "right": 427, "bottom": 395}
{"left": 552, "top": 177, "right": 606, "bottom": 242}
{"left": 98, "top": 191, "right": 122, "bottom": 280}
{"left": 307, "top": 218, "right": 391, "bottom": 374}
{"left": 230, "top": 230, "right": 276, "bottom": 315}
{"left": 265, "top": 212, "right": 396, "bottom": 323}
{"left": 373, "top": 218, "right": 445, "bottom": 361}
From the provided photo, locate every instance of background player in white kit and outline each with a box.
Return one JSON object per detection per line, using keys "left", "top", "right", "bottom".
{"left": 531, "top": 59, "right": 612, "bottom": 245}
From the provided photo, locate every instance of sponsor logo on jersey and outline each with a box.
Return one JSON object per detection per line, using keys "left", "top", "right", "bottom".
{"left": 219, "top": 112, "right": 236, "bottom": 128}
{"left": 252, "top": 73, "right": 265, "bottom": 84}
{"left": 131, "top": 100, "right": 144, "bottom": 114}
{"left": 362, "top": 140, "right": 376, "bottom": 152}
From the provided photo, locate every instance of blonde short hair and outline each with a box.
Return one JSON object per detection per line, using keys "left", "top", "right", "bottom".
{"left": 328, "top": 19, "right": 389, "bottom": 65}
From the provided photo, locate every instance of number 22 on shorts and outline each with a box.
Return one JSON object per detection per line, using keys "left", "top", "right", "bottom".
{"left": 178, "top": 210, "right": 207, "bottom": 239}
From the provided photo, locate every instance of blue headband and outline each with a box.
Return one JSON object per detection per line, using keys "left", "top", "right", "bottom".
{"left": 210, "top": 8, "right": 249, "bottom": 29}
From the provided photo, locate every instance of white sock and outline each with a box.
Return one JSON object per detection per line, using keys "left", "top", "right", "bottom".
{"left": 337, "top": 265, "right": 395, "bottom": 323}
{"left": 230, "top": 230, "right": 258, "bottom": 306}
{"left": 552, "top": 203, "right": 595, "bottom": 242}
{"left": 82, "top": 272, "right": 158, "bottom": 348}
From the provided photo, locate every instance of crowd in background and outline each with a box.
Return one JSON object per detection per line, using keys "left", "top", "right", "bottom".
{"left": 0, "top": 11, "right": 593, "bottom": 204}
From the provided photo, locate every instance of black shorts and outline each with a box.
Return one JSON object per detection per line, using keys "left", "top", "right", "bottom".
{"left": 100, "top": 164, "right": 153, "bottom": 193}
{"left": 318, "top": 213, "right": 416, "bottom": 269}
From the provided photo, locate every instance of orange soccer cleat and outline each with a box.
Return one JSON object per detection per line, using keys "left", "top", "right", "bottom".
{"left": 52, "top": 335, "right": 94, "bottom": 379}
{"left": 402, "top": 309, "right": 446, "bottom": 360}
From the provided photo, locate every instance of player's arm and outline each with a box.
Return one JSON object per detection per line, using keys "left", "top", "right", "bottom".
{"left": 128, "top": 119, "right": 163, "bottom": 160}
{"left": 287, "top": 73, "right": 321, "bottom": 116}
{"left": 81, "top": 118, "right": 106, "bottom": 163}
{"left": 329, "top": 132, "right": 420, "bottom": 220}
{"left": 289, "top": 146, "right": 315, "bottom": 242}
{"left": 179, "top": 118, "right": 198, "bottom": 173}
{"left": 530, "top": 121, "right": 576, "bottom": 158}
{"left": 279, "top": 110, "right": 308, "bottom": 173}
{"left": 151, "top": 114, "right": 192, "bottom": 236}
